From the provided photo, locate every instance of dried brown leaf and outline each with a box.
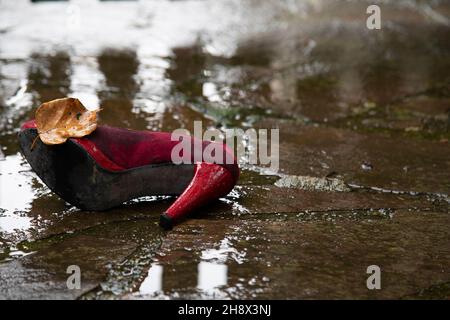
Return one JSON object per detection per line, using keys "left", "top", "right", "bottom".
{"left": 35, "top": 97, "right": 99, "bottom": 145}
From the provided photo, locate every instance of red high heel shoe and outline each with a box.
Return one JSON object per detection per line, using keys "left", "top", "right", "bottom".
{"left": 19, "top": 120, "right": 239, "bottom": 229}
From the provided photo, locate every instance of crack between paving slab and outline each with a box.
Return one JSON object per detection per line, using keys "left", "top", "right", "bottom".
{"left": 205, "top": 207, "right": 447, "bottom": 224}
{"left": 347, "top": 184, "right": 450, "bottom": 204}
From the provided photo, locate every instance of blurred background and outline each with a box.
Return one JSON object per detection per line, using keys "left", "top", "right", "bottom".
{"left": 0, "top": 0, "right": 449, "bottom": 300}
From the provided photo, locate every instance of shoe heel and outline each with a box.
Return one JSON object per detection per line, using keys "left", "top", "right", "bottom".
{"left": 160, "top": 163, "right": 236, "bottom": 229}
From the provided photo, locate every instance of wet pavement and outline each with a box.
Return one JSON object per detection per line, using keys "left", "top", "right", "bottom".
{"left": 0, "top": 0, "right": 449, "bottom": 299}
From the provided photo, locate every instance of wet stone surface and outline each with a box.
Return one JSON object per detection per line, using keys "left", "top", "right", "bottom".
{"left": 0, "top": 235, "right": 137, "bottom": 300}
{"left": 126, "top": 210, "right": 450, "bottom": 300}
{"left": 0, "top": 0, "right": 449, "bottom": 299}
{"left": 254, "top": 121, "right": 450, "bottom": 194}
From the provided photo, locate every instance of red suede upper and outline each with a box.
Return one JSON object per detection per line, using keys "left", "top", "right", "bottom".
{"left": 21, "top": 120, "right": 239, "bottom": 180}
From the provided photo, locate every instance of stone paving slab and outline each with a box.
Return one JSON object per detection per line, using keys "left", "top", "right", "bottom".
{"left": 129, "top": 210, "right": 450, "bottom": 299}
{"left": 0, "top": 235, "right": 136, "bottom": 300}
{"left": 255, "top": 122, "right": 450, "bottom": 195}
{"left": 201, "top": 185, "right": 443, "bottom": 219}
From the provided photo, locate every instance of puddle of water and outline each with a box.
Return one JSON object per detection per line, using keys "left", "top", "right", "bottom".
{"left": 0, "top": 211, "right": 32, "bottom": 235}
{"left": 0, "top": 153, "right": 36, "bottom": 213}
{"left": 197, "top": 262, "right": 228, "bottom": 292}
{"left": 0, "top": 153, "right": 69, "bottom": 239}
{"left": 69, "top": 56, "right": 103, "bottom": 109}
{"left": 201, "top": 237, "right": 246, "bottom": 264}
{"left": 133, "top": 231, "right": 249, "bottom": 299}
{"left": 139, "top": 261, "right": 228, "bottom": 296}
{"left": 139, "top": 263, "right": 164, "bottom": 295}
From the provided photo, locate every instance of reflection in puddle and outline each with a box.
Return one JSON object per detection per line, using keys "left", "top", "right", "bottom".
{"left": 28, "top": 52, "right": 72, "bottom": 104}
{"left": 0, "top": 154, "right": 36, "bottom": 213}
{"left": 139, "top": 261, "right": 228, "bottom": 296}
{"left": 139, "top": 263, "right": 163, "bottom": 295}
{"left": 197, "top": 261, "right": 227, "bottom": 292}
{"left": 69, "top": 56, "right": 103, "bottom": 109}
{"left": 5, "top": 79, "right": 31, "bottom": 109}
{"left": 96, "top": 49, "right": 148, "bottom": 129}
{"left": 0, "top": 154, "right": 35, "bottom": 234}
{"left": 0, "top": 211, "right": 32, "bottom": 234}
{"left": 138, "top": 236, "right": 248, "bottom": 297}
